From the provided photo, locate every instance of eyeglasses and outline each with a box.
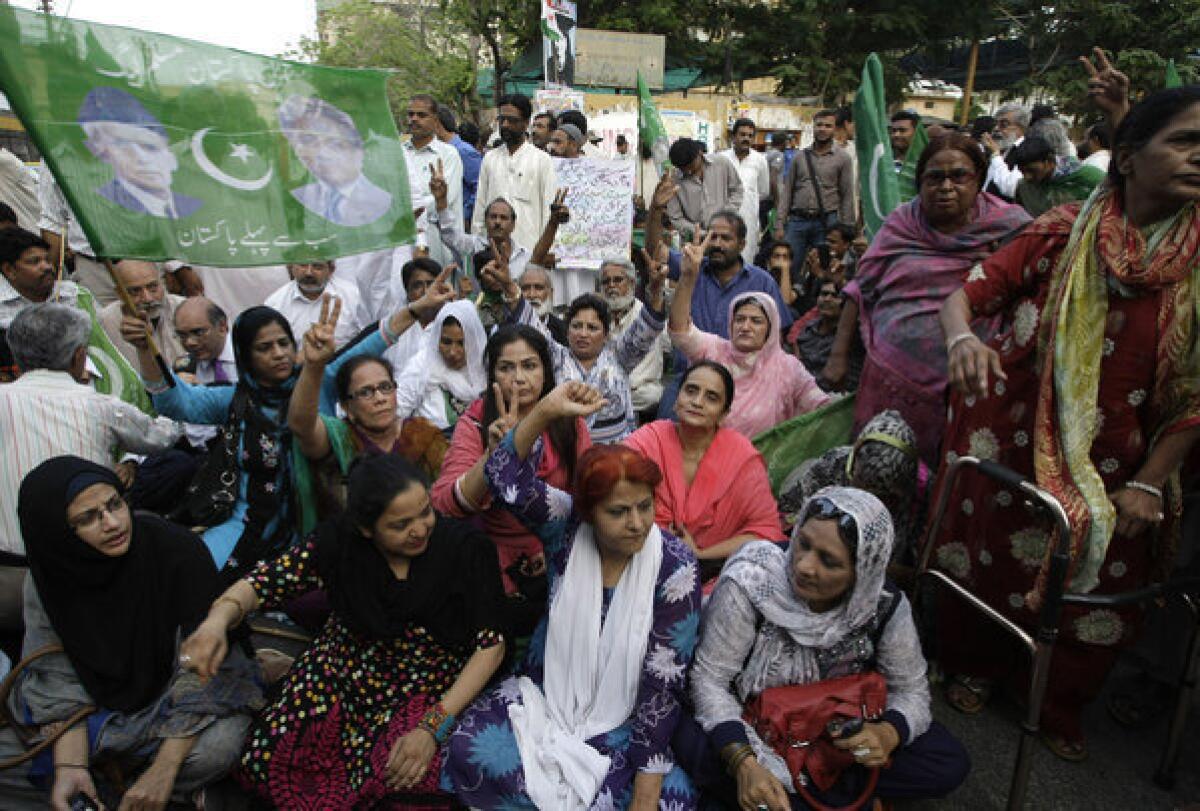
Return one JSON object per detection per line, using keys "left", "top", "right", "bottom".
{"left": 921, "top": 168, "right": 977, "bottom": 187}
{"left": 347, "top": 380, "right": 397, "bottom": 401}
{"left": 176, "top": 326, "right": 212, "bottom": 342}
{"left": 806, "top": 496, "right": 858, "bottom": 547}
{"left": 600, "top": 276, "right": 629, "bottom": 288}
{"left": 68, "top": 493, "right": 127, "bottom": 531}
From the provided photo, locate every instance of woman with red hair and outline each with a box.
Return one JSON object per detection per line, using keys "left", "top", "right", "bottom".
{"left": 443, "top": 381, "right": 703, "bottom": 810}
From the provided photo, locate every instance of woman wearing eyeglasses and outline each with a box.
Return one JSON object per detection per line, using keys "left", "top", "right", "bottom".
{"left": 821, "top": 133, "right": 1031, "bottom": 465}
{"left": 0, "top": 456, "right": 262, "bottom": 811}
{"left": 288, "top": 299, "right": 450, "bottom": 519}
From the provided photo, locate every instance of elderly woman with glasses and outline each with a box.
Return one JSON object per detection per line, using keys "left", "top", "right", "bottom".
{"left": 821, "top": 134, "right": 1031, "bottom": 464}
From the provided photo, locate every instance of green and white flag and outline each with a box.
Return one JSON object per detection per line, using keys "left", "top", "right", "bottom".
{"left": 0, "top": 7, "right": 414, "bottom": 267}
{"left": 637, "top": 71, "right": 671, "bottom": 176}
{"left": 1165, "top": 58, "right": 1184, "bottom": 88}
{"left": 897, "top": 120, "right": 929, "bottom": 202}
{"left": 853, "top": 54, "right": 900, "bottom": 240}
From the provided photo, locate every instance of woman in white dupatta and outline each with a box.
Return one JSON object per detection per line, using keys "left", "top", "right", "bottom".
{"left": 443, "top": 381, "right": 703, "bottom": 810}
{"left": 393, "top": 299, "right": 488, "bottom": 434}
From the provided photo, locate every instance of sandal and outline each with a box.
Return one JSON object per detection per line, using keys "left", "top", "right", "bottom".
{"left": 945, "top": 675, "right": 992, "bottom": 715}
{"left": 1041, "top": 732, "right": 1088, "bottom": 763}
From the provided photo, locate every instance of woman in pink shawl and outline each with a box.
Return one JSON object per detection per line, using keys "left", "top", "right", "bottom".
{"left": 670, "top": 235, "right": 832, "bottom": 439}
{"left": 823, "top": 134, "right": 1031, "bottom": 464}
{"left": 624, "top": 361, "right": 783, "bottom": 577}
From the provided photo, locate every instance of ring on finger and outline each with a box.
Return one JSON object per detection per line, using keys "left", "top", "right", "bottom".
{"left": 853, "top": 746, "right": 871, "bottom": 758}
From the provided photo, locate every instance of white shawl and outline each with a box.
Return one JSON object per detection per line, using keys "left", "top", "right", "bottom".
{"left": 509, "top": 522, "right": 664, "bottom": 810}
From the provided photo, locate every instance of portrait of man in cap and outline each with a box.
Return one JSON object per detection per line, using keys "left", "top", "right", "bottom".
{"left": 78, "top": 87, "right": 204, "bottom": 219}
{"left": 277, "top": 95, "right": 393, "bottom": 227}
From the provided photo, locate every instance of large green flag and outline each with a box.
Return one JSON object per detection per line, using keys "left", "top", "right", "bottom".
{"left": 896, "top": 120, "right": 929, "bottom": 202}
{"left": 753, "top": 395, "right": 857, "bottom": 495}
{"left": 1165, "top": 58, "right": 1184, "bottom": 88}
{"left": 853, "top": 54, "right": 900, "bottom": 240}
{"left": 0, "top": 7, "right": 414, "bottom": 267}
{"left": 638, "top": 71, "right": 671, "bottom": 175}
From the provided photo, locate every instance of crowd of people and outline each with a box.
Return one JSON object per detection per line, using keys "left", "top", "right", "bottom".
{"left": 0, "top": 45, "right": 1196, "bottom": 811}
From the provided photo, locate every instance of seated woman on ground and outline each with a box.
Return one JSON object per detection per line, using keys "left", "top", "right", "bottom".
{"left": 288, "top": 294, "right": 450, "bottom": 518}
{"left": 392, "top": 299, "right": 488, "bottom": 437}
{"left": 678, "top": 486, "right": 969, "bottom": 810}
{"left": 120, "top": 272, "right": 453, "bottom": 578}
{"left": 778, "top": 410, "right": 924, "bottom": 566}
{"left": 0, "top": 457, "right": 262, "bottom": 811}
{"left": 624, "top": 360, "right": 783, "bottom": 580}
{"left": 791, "top": 278, "right": 864, "bottom": 393}
{"left": 431, "top": 325, "right": 590, "bottom": 633}
{"left": 443, "top": 381, "right": 703, "bottom": 811}
{"left": 670, "top": 231, "right": 832, "bottom": 439}
{"left": 180, "top": 454, "right": 507, "bottom": 810}
{"left": 486, "top": 241, "right": 670, "bottom": 444}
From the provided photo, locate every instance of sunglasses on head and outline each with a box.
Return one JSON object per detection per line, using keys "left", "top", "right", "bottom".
{"left": 807, "top": 496, "right": 858, "bottom": 547}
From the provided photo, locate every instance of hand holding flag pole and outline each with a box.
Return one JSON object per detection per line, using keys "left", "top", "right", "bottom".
{"left": 104, "top": 258, "right": 175, "bottom": 387}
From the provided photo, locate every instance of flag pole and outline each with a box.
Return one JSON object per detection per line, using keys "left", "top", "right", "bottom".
{"left": 102, "top": 258, "right": 175, "bottom": 388}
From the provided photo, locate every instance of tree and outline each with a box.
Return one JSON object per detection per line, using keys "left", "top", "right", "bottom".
{"left": 441, "top": 0, "right": 538, "bottom": 108}
{"left": 301, "top": 0, "right": 478, "bottom": 122}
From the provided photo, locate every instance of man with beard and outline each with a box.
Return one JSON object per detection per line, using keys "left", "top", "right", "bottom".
{"left": 547, "top": 123, "right": 585, "bottom": 158}
{"left": 472, "top": 94, "right": 558, "bottom": 251}
{"left": 97, "top": 260, "right": 187, "bottom": 368}
{"left": 600, "top": 257, "right": 669, "bottom": 417}
{"left": 404, "top": 94, "right": 464, "bottom": 267}
{"left": 981, "top": 102, "right": 1029, "bottom": 199}
{"left": 888, "top": 109, "right": 920, "bottom": 172}
{"left": 519, "top": 263, "right": 567, "bottom": 344}
{"left": 263, "top": 260, "right": 362, "bottom": 350}
{"left": 530, "top": 111, "right": 557, "bottom": 151}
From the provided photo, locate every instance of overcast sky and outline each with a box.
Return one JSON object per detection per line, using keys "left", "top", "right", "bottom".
{"left": 11, "top": 0, "right": 317, "bottom": 57}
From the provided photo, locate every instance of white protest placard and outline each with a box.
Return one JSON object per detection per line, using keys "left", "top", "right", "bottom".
{"left": 551, "top": 157, "right": 634, "bottom": 270}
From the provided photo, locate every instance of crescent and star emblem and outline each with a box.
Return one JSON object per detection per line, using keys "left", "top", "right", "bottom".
{"left": 190, "top": 127, "right": 273, "bottom": 191}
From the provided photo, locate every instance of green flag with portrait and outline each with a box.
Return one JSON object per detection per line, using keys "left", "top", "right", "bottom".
{"left": 0, "top": 6, "right": 414, "bottom": 267}
{"left": 853, "top": 54, "right": 900, "bottom": 240}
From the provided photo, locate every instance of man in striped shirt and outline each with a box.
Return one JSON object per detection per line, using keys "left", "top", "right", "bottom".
{"left": 0, "top": 303, "right": 180, "bottom": 631}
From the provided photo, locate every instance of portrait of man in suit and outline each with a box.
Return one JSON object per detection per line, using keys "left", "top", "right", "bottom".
{"left": 278, "top": 95, "right": 393, "bottom": 228}
{"left": 78, "top": 87, "right": 204, "bottom": 219}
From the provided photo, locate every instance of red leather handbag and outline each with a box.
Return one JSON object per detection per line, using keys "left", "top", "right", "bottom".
{"left": 742, "top": 671, "right": 889, "bottom": 811}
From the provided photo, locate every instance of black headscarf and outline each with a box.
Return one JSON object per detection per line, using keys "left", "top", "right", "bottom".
{"left": 223, "top": 306, "right": 299, "bottom": 577}
{"left": 314, "top": 513, "right": 505, "bottom": 651}
{"left": 19, "top": 456, "right": 221, "bottom": 713}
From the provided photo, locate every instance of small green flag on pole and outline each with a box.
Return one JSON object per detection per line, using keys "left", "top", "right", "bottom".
{"left": 897, "top": 120, "right": 929, "bottom": 202}
{"left": 0, "top": 7, "right": 414, "bottom": 267}
{"left": 853, "top": 54, "right": 900, "bottom": 239}
{"left": 638, "top": 71, "right": 671, "bottom": 175}
{"left": 1165, "top": 58, "right": 1184, "bottom": 88}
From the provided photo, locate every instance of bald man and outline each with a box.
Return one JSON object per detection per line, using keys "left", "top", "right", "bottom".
{"left": 173, "top": 296, "right": 235, "bottom": 384}
{"left": 97, "top": 259, "right": 186, "bottom": 367}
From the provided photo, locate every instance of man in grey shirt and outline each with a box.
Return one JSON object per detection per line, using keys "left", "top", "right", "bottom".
{"left": 775, "top": 109, "right": 855, "bottom": 278}
{"left": 665, "top": 138, "right": 743, "bottom": 240}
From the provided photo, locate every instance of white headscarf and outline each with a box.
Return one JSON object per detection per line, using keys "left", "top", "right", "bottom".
{"left": 405, "top": 299, "right": 487, "bottom": 403}
{"left": 508, "top": 522, "right": 664, "bottom": 810}
{"left": 722, "top": 486, "right": 894, "bottom": 692}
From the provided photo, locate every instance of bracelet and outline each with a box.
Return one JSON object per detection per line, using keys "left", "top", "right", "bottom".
{"left": 1124, "top": 480, "right": 1163, "bottom": 500}
{"left": 417, "top": 702, "right": 456, "bottom": 744}
{"left": 945, "top": 332, "right": 979, "bottom": 354}
{"left": 55, "top": 762, "right": 90, "bottom": 770}
{"left": 721, "top": 742, "right": 755, "bottom": 776}
{"left": 215, "top": 595, "right": 246, "bottom": 627}
{"left": 454, "top": 475, "right": 482, "bottom": 514}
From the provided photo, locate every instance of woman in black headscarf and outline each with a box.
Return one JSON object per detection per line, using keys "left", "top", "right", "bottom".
{"left": 180, "top": 454, "right": 507, "bottom": 809}
{"left": 122, "top": 273, "right": 455, "bottom": 579}
{"left": 0, "top": 456, "right": 262, "bottom": 811}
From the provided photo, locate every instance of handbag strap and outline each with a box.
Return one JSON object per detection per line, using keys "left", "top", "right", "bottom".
{"left": 0, "top": 644, "right": 97, "bottom": 771}
{"left": 803, "top": 149, "right": 827, "bottom": 217}
{"left": 796, "top": 764, "right": 881, "bottom": 811}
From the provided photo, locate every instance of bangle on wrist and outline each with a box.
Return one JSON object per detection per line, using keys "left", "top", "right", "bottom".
{"left": 1124, "top": 480, "right": 1163, "bottom": 500}
{"left": 55, "top": 763, "right": 90, "bottom": 770}
{"left": 417, "top": 701, "right": 456, "bottom": 744}
{"left": 945, "top": 331, "right": 979, "bottom": 354}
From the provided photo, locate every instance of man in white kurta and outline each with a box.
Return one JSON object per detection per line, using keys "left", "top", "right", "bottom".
{"left": 403, "top": 94, "right": 463, "bottom": 268}
{"left": 472, "top": 95, "right": 558, "bottom": 256}
{"left": 719, "top": 118, "right": 771, "bottom": 265}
